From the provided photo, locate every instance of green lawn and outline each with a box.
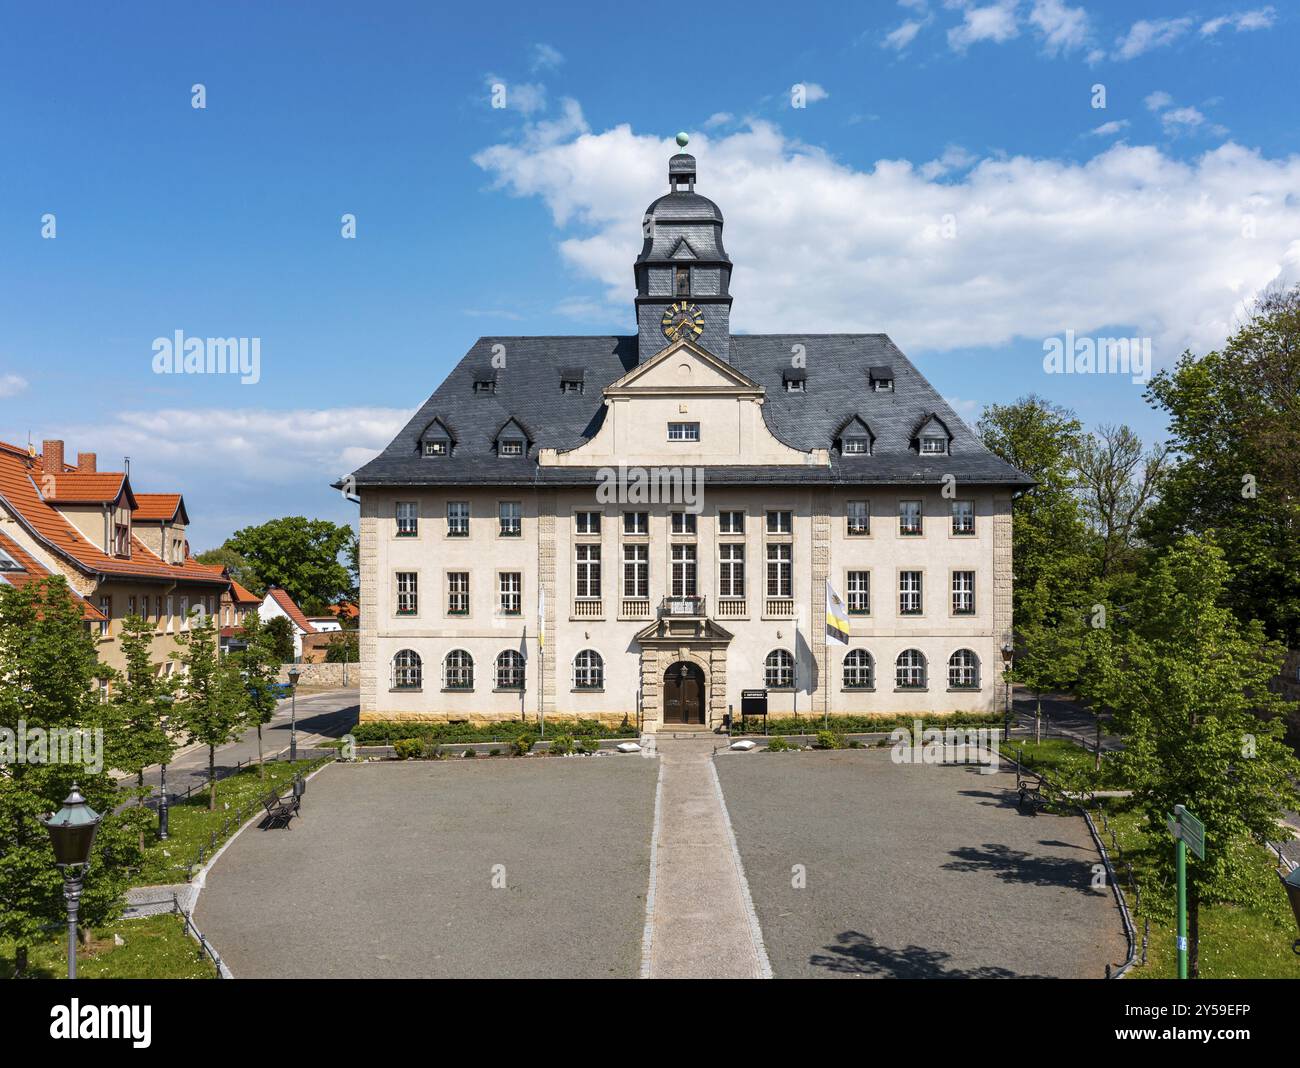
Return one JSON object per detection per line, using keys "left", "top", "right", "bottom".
{"left": 134, "top": 758, "right": 327, "bottom": 886}
{"left": 1007, "top": 737, "right": 1126, "bottom": 790}
{"left": 1, "top": 914, "right": 217, "bottom": 979}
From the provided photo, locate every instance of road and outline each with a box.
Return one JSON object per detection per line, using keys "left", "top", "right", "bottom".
{"left": 122, "top": 687, "right": 359, "bottom": 798}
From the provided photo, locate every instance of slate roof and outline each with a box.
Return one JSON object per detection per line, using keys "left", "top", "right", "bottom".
{"left": 348, "top": 334, "right": 1033, "bottom": 490}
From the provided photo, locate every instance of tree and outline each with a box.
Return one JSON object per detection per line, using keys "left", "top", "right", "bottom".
{"left": 324, "top": 629, "right": 359, "bottom": 664}
{"left": 225, "top": 517, "right": 355, "bottom": 609}
{"left": 1079, "top": 536, "right": 1300, "bottom": 977}
{"left": 0, "top": 577, "right": 142, "bottom": 975}
{"left": 1072, "top": 424, "right": 1168, "bottom": 578}
{"left": 108, "top": 615, "right": 178, "bottom": 847}
{"left": 1143, "top": 286, "right": 1300, "bottom": 647}
{"left": 175, "top": 613, "right": 249, "bottom": 810}
{"left": 262, "top": 615, "right": 295, "bottom": 664}
{"left": 236, "top": 612, "right": 282, "bottom": 778}
{"left": 194, "top": 546, "right": 263, "bottom": 595}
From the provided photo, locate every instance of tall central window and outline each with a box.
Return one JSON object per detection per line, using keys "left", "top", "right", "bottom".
{"left": 498, "top": 501, "right": 521, "bottom": 537}
{"left": 623, "top": 544, "right": 648, "bottom": 599}
{"left": 952, "top": 571, "right": 975, "bottom": 615}
{"left": 899, "top": 571, "right": 922, "bottom": 615}
{"left": 719, "top": 543, "right": 745, "bottom": 598}
{"left": 396, "top": 501, "right": 418, "bottom": 537}
{"left": 675, "top": 265, "right": 690, "bottom": 296}
{"left": 847, "top": 500, "right": 870, "bottom": 537}
{"left": 847, "top": 570, "right": 870, "bottom": 614}
{"left": 899, "top": 501, "right": 923, "bottom": 536}
{"left": 766, "top": 544, "right": 792, "bottom": 598}
{"left": 499, "top": 572, "right": 522, "bottom": 615}
{"left": 447, "top": 572, "right": 469, "bottom": 615}
{"left": 396, "top": 572, "right": 418, "bottom": 615}
{"left": 671, "top": 544, "right": 697, "bottom": 596}
{"left": 575, "top": 545, "right": 601, "bottom": 598}
{"left": 447, "top": 501, "right": 469, "bottom": 537}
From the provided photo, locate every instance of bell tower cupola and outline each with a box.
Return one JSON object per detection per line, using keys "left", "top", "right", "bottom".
{"left": 634, "top": 133, "right": 733, "bottom": 362}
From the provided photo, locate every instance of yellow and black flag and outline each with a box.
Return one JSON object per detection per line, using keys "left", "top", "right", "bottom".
{"left": 825, "top": 579, "right": 850, "bottom": 646}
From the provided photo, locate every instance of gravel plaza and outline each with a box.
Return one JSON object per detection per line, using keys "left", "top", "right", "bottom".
{"left": 194, "top": 743, "right": 1128, "bottom": 979}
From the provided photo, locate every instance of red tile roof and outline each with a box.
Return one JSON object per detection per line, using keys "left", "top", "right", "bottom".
{"left": 230, "top": 578, "right": 260, "bottom": 604}
{"left": 266, "top": 587, "right": 316, "bottom": 633}
{"left": 133, "top": 493, "right": 184, "bottom": 522}
{"left": 0, "top": 531, "right": 107, "bottom": 622}
{"left": 0, "top": 441, "right": 226, "bottom": 587}
{"left": 43, "top": 472, "right": 134, "bottom": 506}
{"left": 329, "top": 601, "right": 359, "bottom": 620}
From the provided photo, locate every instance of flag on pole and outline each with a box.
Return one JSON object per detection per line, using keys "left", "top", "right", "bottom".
{"left": 825, "top": 579, "right": 850, "bottom": 646}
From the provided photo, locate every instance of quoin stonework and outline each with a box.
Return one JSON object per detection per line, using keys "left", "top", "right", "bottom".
{"left": 344, "top": 147, "right": 1031, "bottom": 732}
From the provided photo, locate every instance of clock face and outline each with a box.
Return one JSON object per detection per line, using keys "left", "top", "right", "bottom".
{"left": 661, "top": 301, "right": 705, "bottom": 342}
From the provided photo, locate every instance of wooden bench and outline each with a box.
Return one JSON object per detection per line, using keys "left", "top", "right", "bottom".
{"left": 1016, "top": 772, "right": 1048, "bottom": 814}
{"left": 260, "top": 789, "right": 301, "bottom": 828}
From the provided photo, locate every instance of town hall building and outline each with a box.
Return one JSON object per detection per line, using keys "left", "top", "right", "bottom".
{"left": 346, "top": 144, "right": 1031, "bottom": 731}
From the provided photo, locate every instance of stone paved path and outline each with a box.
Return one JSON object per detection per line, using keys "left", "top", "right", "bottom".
{"left": 643, "top": 737, "right": 771, "bottom": 979}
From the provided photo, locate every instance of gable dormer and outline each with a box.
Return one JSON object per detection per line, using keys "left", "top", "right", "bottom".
{"left": 419, "top": 416, "right": 455, "bottom": 458}
{"left": 869, "top": 365, "right": 894, "bottom": 392}
{"left": 470, "top": 366, "right": 499, "bottom": 395}
{"left": 912, "top": 413, "right": 952, "bottom": 456}
{"left": 494, "top": 417, "right": 532, "bottom": 458}
{"left": 834, "top": 414, "right": 874, "bottom": 456}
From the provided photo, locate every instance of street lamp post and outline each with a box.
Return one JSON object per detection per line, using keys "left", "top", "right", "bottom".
{"left": 1000, "top": 639, "right": 1015, "bottom": 743}
{"left": 158, "top": 692, "right": 173, "bottom": 840}
{"left": 288, "top": 666, "right": 301, "bottom": 761}
{"left": 39, "top": 784, "right": 103, "bottom": 980}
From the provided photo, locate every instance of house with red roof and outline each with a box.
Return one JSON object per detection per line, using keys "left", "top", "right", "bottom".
{"left": 258, "top": 585, "right": 316, "bottom": 660}
{"left": 0, "top": 437, "right": 231, "bottom": 683}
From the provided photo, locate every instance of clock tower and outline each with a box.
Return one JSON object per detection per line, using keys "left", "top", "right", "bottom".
{"left": 634, "top": 134, "right": 734, "bottom": 363}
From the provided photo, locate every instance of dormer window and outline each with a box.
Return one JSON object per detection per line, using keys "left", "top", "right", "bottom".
{"left": 675, "top": 266, "right": 690, "bottom": 296}
{"left": 499, "top": 439, "right": 524, "bottom": 457}
{"left": 842, "top": 437, "right": 869, "bottom": 455}
{"left": 559, "top": 367, "right": 586, "bottom": 395}
{"left": 473, "top": 378, "right": 496, "bottom": 395}
{"left": 869, "top": 366, "right": 895, "bottom": 392}
{"left": 0, "top": 547, "right": 21, "bottom": 571}
{"left": 561, "top": 379, "right": 583, "bottom": 394}
{"left": 424, "top": 440, "right": 448, "bottom": 457}
{"left": 783, "top": 369, "right": 807, "bottom": 393}
{"left": 920, "top": 436, "right": 948, "bottom": 455}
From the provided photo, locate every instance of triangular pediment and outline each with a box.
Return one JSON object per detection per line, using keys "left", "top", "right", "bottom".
{"left": 669, "top": 237, "right": 697, "bottom": 259}
{"left": 633, "top": 615, "right": 734, "bottom": 645}
{"left": 607, "top": 338, "right": 763, "bottom": 395}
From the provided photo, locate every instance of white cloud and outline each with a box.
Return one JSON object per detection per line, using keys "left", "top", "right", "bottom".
{"left": 796, "top": 82, "right": 830, "bottom": 104}
{"left": 0, "top": 373, "right": 27, "bottom": 398}
{"left": 883, "top": 18, "right": 928, "bottom": 50}
{"left": 530, "top": 43, "right": 565, "bottom": 71}
{"left": 1201, "top": 7, "right": 1276, "bottom": 35}
{"left": 485, "top": 75, "right": 547, "bottom": 116}
{"left": 473, "top": 114, "right": 1300, "bottom": 368}
{"left": 1162, "top": 106, "right": 1206, "bottom": 131}
{"left": 1144, "top": 90, "right": 1174, "bottom": 112}
{"left": 920, "top": 145, "right": 979, "bottom": 179}
{"left": 1089, "top": 119, "right": 1129, "bottom": 136}
{"left": 704, "top": 112, "right": 734, "bottom": 128}
{"left": 1028, "top": 0, "right": 1090, "bottom": 55}
{"left": 947, "top": 2, "right": 1020, "bottom": 51}
{"left": 1114, "top": 17, "right": 1194, "bottom": 60}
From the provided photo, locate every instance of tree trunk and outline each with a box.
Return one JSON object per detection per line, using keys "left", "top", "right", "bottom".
{"left": 208, "top": 745, "right": 217, "bottom": 810}
{"left": 257, "top": 722, "right": 264, "bottom": 779}
{"left": 1189, "top": 890, "right": 1200, "bottom": 979}
{"left": 15, "top": 944, "right": 27, "bottom": 976}
{"left": 137, "top": 769, "right": 147, "bottom": 850}
{"left": 1035, "top": 694, "right": 1042, "bottom": 744}
{"left": 1094, "top": 713, "right": 1102, "bottom": 772}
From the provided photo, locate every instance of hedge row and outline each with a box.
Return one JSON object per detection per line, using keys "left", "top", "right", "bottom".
{"left": 351, "top": 717, "right": 639, "bottom": 746}
{"left": 734, "top": 712, "right": 1006, "bottom": 736}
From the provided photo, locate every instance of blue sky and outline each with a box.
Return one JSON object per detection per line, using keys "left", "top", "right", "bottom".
{"left": 1, "top": 1, "right": 1296, "bottom": 549}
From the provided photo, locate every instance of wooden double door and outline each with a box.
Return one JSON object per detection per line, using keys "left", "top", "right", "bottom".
{"left": 663, "top": 661, "right": 705, "bottom": 725}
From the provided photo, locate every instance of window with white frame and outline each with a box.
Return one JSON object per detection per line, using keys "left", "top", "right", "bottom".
{"left": 447, "top": 572, "right": 469, "bottom": 615}
{"left": 447, "top": 501, "right": 469, "bottom": 537}
{"left": 623, "top": 544, "right": 648, "bottom": 598}
{"left": 396, "top": 501, "right": 418, "bottom": 537}
{"left": 498, "top": 501, "right": 521, "bottom": 537}
{"left": 671, "top": 544, "right": 697, "bottom": 596}
{"left": 899, "top": 500, "right": 923, "bottom": 536}
{"left": 920, "top": 435, "right": 948, "bottom": 455}
{"left": 443, "top": 650, "right": 474, "bottom": 690}
{"left": 843, "top": 649, "right": 874, "bottom": 689}
{"left": 766, "top": 510, "right": 792, "bottom": 534}
{"left": 574, "top": 511, "right": 601, "bottom": 535}
{"left": 667, "top": 421, "right": 700, "bottom": 442}
{"left": 575, "top": 545, "right": 601, "bottom": 599}
{"left": 847, "top": 500, "right": 870, "bottom": 536}
{"left": 847, "top": 570, "right": 870, "bottom": 614}
{"left": 573, "top": 649, "right": 604, "bottom": 690}
{"left": 951, "top": 500, "right": 975, "bottom": 536}
{"left": 99, "top": 595, "right": 112, "bottom": 635}
{"left": 765, "top": 649, "right": 795, "bottom": 689}
{"left": 766, "top": 543, "right": 792, "bottom": 598}
{"left": 396, "top": 572, "right": 418, "bottom": 615}
{"left": 896, "top": 649, "right": 926, "bottom": 689}
{"left": 498, "top": 439, "right": 524, "bottom": 457}
{"left": 496, "top": 650, "right": 524, "bottom": 690}
{"left": 718, "top": 510, "right": 745, "bottom": 534}
{"left": 842, "top": 437, "right": 869, "bottom": 454}
{"left": 719, "top": 543, "right": 745, "bottom": 598}
{"left": 671, "top": 511, "right": 696, "bottom": 536}
{"left": 423, "top": 439, "right": 447, "bottom": 457}
{"left": 899, "top": 571, "right": 922, "bottom": 615}
{"left": 949, "top": 649, "right": 979, "bottom": 689}
{"left": 623, "top": 511, "right": 648, "bottom": 535}
{"left": 952, "top": 571, "right": 975, "bottom": 615}
{"left": 499, "top": 572, "right": 522, "bottom": 615}
{"left": 392, "top": 650, "right": 422, "bottom": 690}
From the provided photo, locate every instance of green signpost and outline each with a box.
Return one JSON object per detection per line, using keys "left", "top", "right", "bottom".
{"left": 1165, "top": 804, "right": 1205, "bottom": 979}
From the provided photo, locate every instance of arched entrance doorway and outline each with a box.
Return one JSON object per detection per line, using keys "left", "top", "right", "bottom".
{"left": 663, "top": 662, "right": 705, "bottom": 725}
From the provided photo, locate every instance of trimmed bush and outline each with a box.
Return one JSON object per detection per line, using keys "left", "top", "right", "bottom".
{"left": 815, "top": 729, "right": 845, "bottom": 750}
{"left": 512, "top": 734, "right": 536, "bottom": 757}
{"left": 393, "top": 738, "right": 421, "bottom": 760}
{"left": 549, "top": 733, "right": 575, "bottom": 756}
{"left": 765, "top": 736, "right": 796, "bottom": 752}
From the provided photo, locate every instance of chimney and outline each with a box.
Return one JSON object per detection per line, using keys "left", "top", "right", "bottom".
{"left": 41, "top": 439, "right": 64, "bottom": 476}
{"left": 76, "top": 452, "right": 97, "bottom": 473}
